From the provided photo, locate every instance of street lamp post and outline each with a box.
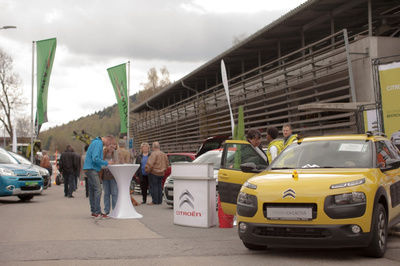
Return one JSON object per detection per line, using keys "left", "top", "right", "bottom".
{"left": 0, "top": 26, "right": 17, "bottom": 30}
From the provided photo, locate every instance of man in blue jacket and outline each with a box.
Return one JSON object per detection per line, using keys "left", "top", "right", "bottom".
{"left": 83, "top": 135, "right": 115, "bottom": 218}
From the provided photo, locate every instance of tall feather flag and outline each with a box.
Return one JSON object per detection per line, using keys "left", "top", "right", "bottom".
{"left": 107, "top": 63, "right": 128, "bottom": 134}
{"left": 35, "top": 38, "right": 57, "bottom": 134}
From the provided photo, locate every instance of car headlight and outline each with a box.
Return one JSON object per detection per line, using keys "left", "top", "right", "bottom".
{"left": 237, "top": 191, "right": 258, "bottom": 217}
{"left": 244, "top": 181, "right": 257, "bottom": 190}
{"left": 330, "top": 178, "right": 365, "bottom": 189}
{"left": 39, "top": 169, "right": 49, "bottom": 176}
{"left": 237, "top": 191, "right": 257, "bottom": 206}
{"left": 334, "top": 192, "right": 366, "bottom": 205}
{"left": 0, "top": 167, "right": 14, "bottom": 176}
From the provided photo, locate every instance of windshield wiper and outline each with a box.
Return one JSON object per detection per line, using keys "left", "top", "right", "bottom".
{"left": 271, "top": 167, "right": 294, "bottom": 170}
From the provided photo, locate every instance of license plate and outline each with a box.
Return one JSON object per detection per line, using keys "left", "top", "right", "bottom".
{"left": 167, "top": 190, "right": 173, "bottom": 197}
{"left": 25, "top": 181, "right": 38, "bottom": 186}
{"left": 267, "top": 207, "right": 312, "bottom": 220}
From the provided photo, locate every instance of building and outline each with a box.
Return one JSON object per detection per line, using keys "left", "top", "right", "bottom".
{"left": 132, "top": 0, "right": 400, "bottom": 153}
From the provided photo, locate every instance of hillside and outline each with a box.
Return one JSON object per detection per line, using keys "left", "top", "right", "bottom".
{"left": 39, "top": 94, "right": 137, "bottom": 154}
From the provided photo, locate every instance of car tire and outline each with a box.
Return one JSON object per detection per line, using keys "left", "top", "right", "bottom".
{"left": 18, "top": 195, "right": 34, "bottom": 201}
{"left": 364, "top": 203, "right": 387, "bottom": 258}
{"left": 242, "top": 241, "right": 267, "bottom": 250}
{"left": 55, "top": 175, "right": 61, "bottom": 185}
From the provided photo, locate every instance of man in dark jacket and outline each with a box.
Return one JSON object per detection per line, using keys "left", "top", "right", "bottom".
{"left": 59, "top": 144, "right": 76, "bottom": 198}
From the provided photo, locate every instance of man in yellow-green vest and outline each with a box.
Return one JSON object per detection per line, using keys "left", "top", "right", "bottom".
{"left": 266, "top": 127, "right": 284, "bottom": 164}
{"left": 282, "top": 123, "right": 298, "bottom": 149}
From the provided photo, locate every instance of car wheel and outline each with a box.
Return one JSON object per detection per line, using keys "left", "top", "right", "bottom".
{"left": 18, "top": 195, "right": 34, "bottom": 201}
{"left": 364, "top": 203, "right": 387, "bottom": 258}
{"left": 242, "top": 241, "right": 267, "bottom": 250}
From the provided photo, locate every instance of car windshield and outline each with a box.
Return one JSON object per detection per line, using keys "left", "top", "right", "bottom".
{"left": 9, "top": 152, "right": 31, "bottom": 165}
{"left": 0, "top": 148, "right": 19, "bottom": 164}
{"left": 270, "top": 139, "right": 373, "bottom": 169}
{"left": 168, "top": 154, "right": 194, "bottom": 163}
{"left": 193, "top": 150, "right": 224, "bottom": 169}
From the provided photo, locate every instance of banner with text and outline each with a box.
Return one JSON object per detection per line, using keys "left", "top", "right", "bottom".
{"left": 36, "top": 38, "right": 57, "bottom": 132}
{"left": 107, "top": 63, "right": 128, "bottom": 133}
{"left": 379, "top": 62, "right": 400, "bottom": 139}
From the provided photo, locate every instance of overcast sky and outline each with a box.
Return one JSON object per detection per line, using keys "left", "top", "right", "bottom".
{"left": 0, "top": 0, "right": 306, "bottom": 132}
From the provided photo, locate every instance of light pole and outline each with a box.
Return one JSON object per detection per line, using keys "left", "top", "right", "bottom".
{"left": 0, "top": 26, "right": 17, "bottom": 30}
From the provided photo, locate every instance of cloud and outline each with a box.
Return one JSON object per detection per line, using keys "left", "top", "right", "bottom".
{"left": 1, "top": 0, "right": 284, "bottom": 62}
{"left": 0, "top": 0, "right": 305, "bottom": 131}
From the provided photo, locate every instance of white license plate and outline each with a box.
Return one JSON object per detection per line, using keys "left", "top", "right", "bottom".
{"left": 167, "top": 190, "right": 173, "bottom": 197}
{"left": 267, "top": 207, "right": 312, "bottom": 220}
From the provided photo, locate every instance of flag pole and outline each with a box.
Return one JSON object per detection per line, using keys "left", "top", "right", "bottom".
{"left": 127, "top": 61, "right": 130, "bottom": 141}
{"left": 30, "top": 41, "right": 35, "bottom": 162}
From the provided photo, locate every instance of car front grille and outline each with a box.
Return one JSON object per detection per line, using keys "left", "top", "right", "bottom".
{"left": 164, "top": 187, "right": 173, "bottom": 200}
{"left": 18, "top": 178, "right": 42, "bottom": 181}
{"left": 253, "top": 226, "right": 331, "bottom": 238}
{"left": 21, "top": 185, "right": 41, "bottom": 191}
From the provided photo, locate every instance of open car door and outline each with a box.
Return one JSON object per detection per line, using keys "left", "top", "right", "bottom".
{"left": 218, "top": 140, "right": 268, "bottom": 215}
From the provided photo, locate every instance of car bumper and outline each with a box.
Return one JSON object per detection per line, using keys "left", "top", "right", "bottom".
{"left": 163, "top": 183, "right": 174, "bottom": 205}
{"left": 238, "top": 222, "right": 372, "bottom": 248}
{"left": 0, "top": 177, "right": 43, "bottom": 196}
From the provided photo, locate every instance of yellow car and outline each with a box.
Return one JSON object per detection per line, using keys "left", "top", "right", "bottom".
{"left": 218, "top": 134, "right": 400, "bottom": 257}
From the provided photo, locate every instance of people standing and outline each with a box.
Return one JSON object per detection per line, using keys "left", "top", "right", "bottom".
{"left": 59, "top": 145, "right": 76, "bottom": 198}
{"left": 116, "top": 139, "right": 132, "bottom": 164}
{"left": 83, "top": 135, "right": 115, "bottom": 218}
{"left": 145, "top": 142, "right": 169, "bottom": 205}
{"left": 246, "top": 128, "right": 268, "bottom": 161}
{"left": 80, "top": 145, "right": 89, "bottom": 198}
{"left": 282, "top": 123, "right": 298, "bottom": 149}
{"left": 40, "top": 150, "right": 53, "bottom": 179}
{"left": 101, "top": 146, "right": 118, "bottom": 218}
{"left": 266, "top": 127, "right": 284, "bottom": 164}
{"left": 135, "top": 142, "right": 151, "bottom": 204}
{"left": 73, "top": 150, "right": 81, "bottom": 191}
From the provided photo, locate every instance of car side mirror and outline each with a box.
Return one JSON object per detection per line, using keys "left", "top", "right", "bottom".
{"left": 381, "top": 158, "right": 400, "bottom": 171}
{"left": 240, "top": 162, "right": 262, "bottom": 173}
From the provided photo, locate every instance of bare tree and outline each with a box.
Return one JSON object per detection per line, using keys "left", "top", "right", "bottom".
{"left": 16, "top": 116, "right": 31, "bottom": 137}
{"left": 137, "top": 66, "right": 171, "bottom": 103}
{"left": 0, "top": 48, "right": 24, "bottom": 141}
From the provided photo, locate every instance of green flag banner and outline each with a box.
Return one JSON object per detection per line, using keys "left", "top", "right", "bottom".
{"left": 36, "top": 38, "right": 57, "bottom": 130}
{"left": 36, "top": 38, "right": 56, "bottom": 130}
{"left": 107, "top": 63, "right": 128, "bottom": 133}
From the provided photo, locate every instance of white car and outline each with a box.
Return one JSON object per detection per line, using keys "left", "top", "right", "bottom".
{"left": 163, "top": 149, "right": 223, "bottom": 205}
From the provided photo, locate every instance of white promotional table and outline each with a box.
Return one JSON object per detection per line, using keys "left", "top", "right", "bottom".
{"left": 173, "top": 163, "right": 216, "bottom": 228}
{"left": 107, "top": 164, "right": 142, "bottom": 219}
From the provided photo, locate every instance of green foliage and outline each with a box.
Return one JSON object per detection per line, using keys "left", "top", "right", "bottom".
{"left": 39, "top": 105, "right": 121, "bottom": 154}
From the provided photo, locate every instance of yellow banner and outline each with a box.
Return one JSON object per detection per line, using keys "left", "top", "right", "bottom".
{"left": 379, "top": 62, "right": 400, "bottom": 139}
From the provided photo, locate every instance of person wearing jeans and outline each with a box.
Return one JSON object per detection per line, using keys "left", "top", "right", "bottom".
{"left": 135, "top": 142, "right": 150, "bottom": 204}
{"left": 86, "top": 169, "right": 102, "bottom": 215}
{"left": 83, "top": 136, "right": 115, "bottom": 218}
{"left": 148, "top": 173, "right": 163, "bottom": 204}
{"left": 101, "top": 146, "right": 118, "bottom": 216}
{"left": 145, "top": 142, "right": 169, "bottom": 205}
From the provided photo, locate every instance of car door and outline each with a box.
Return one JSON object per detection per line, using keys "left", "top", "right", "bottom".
{"left": 376, "top": 140, "right": 400, "bottom": 221}
{"left": 218, "top": 140, "right": 268, "bottom": 215}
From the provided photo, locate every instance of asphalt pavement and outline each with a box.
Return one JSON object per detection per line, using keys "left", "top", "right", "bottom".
{"left": 0, "top": 181, "right": 400, "bottom": 265}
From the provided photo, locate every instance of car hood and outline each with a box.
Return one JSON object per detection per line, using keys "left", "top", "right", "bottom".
{"left": 0, "top": 163, "right": 40, "bottom": 176}
{"left": 248, "top": 168, "right": 378, "bottom": 196}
